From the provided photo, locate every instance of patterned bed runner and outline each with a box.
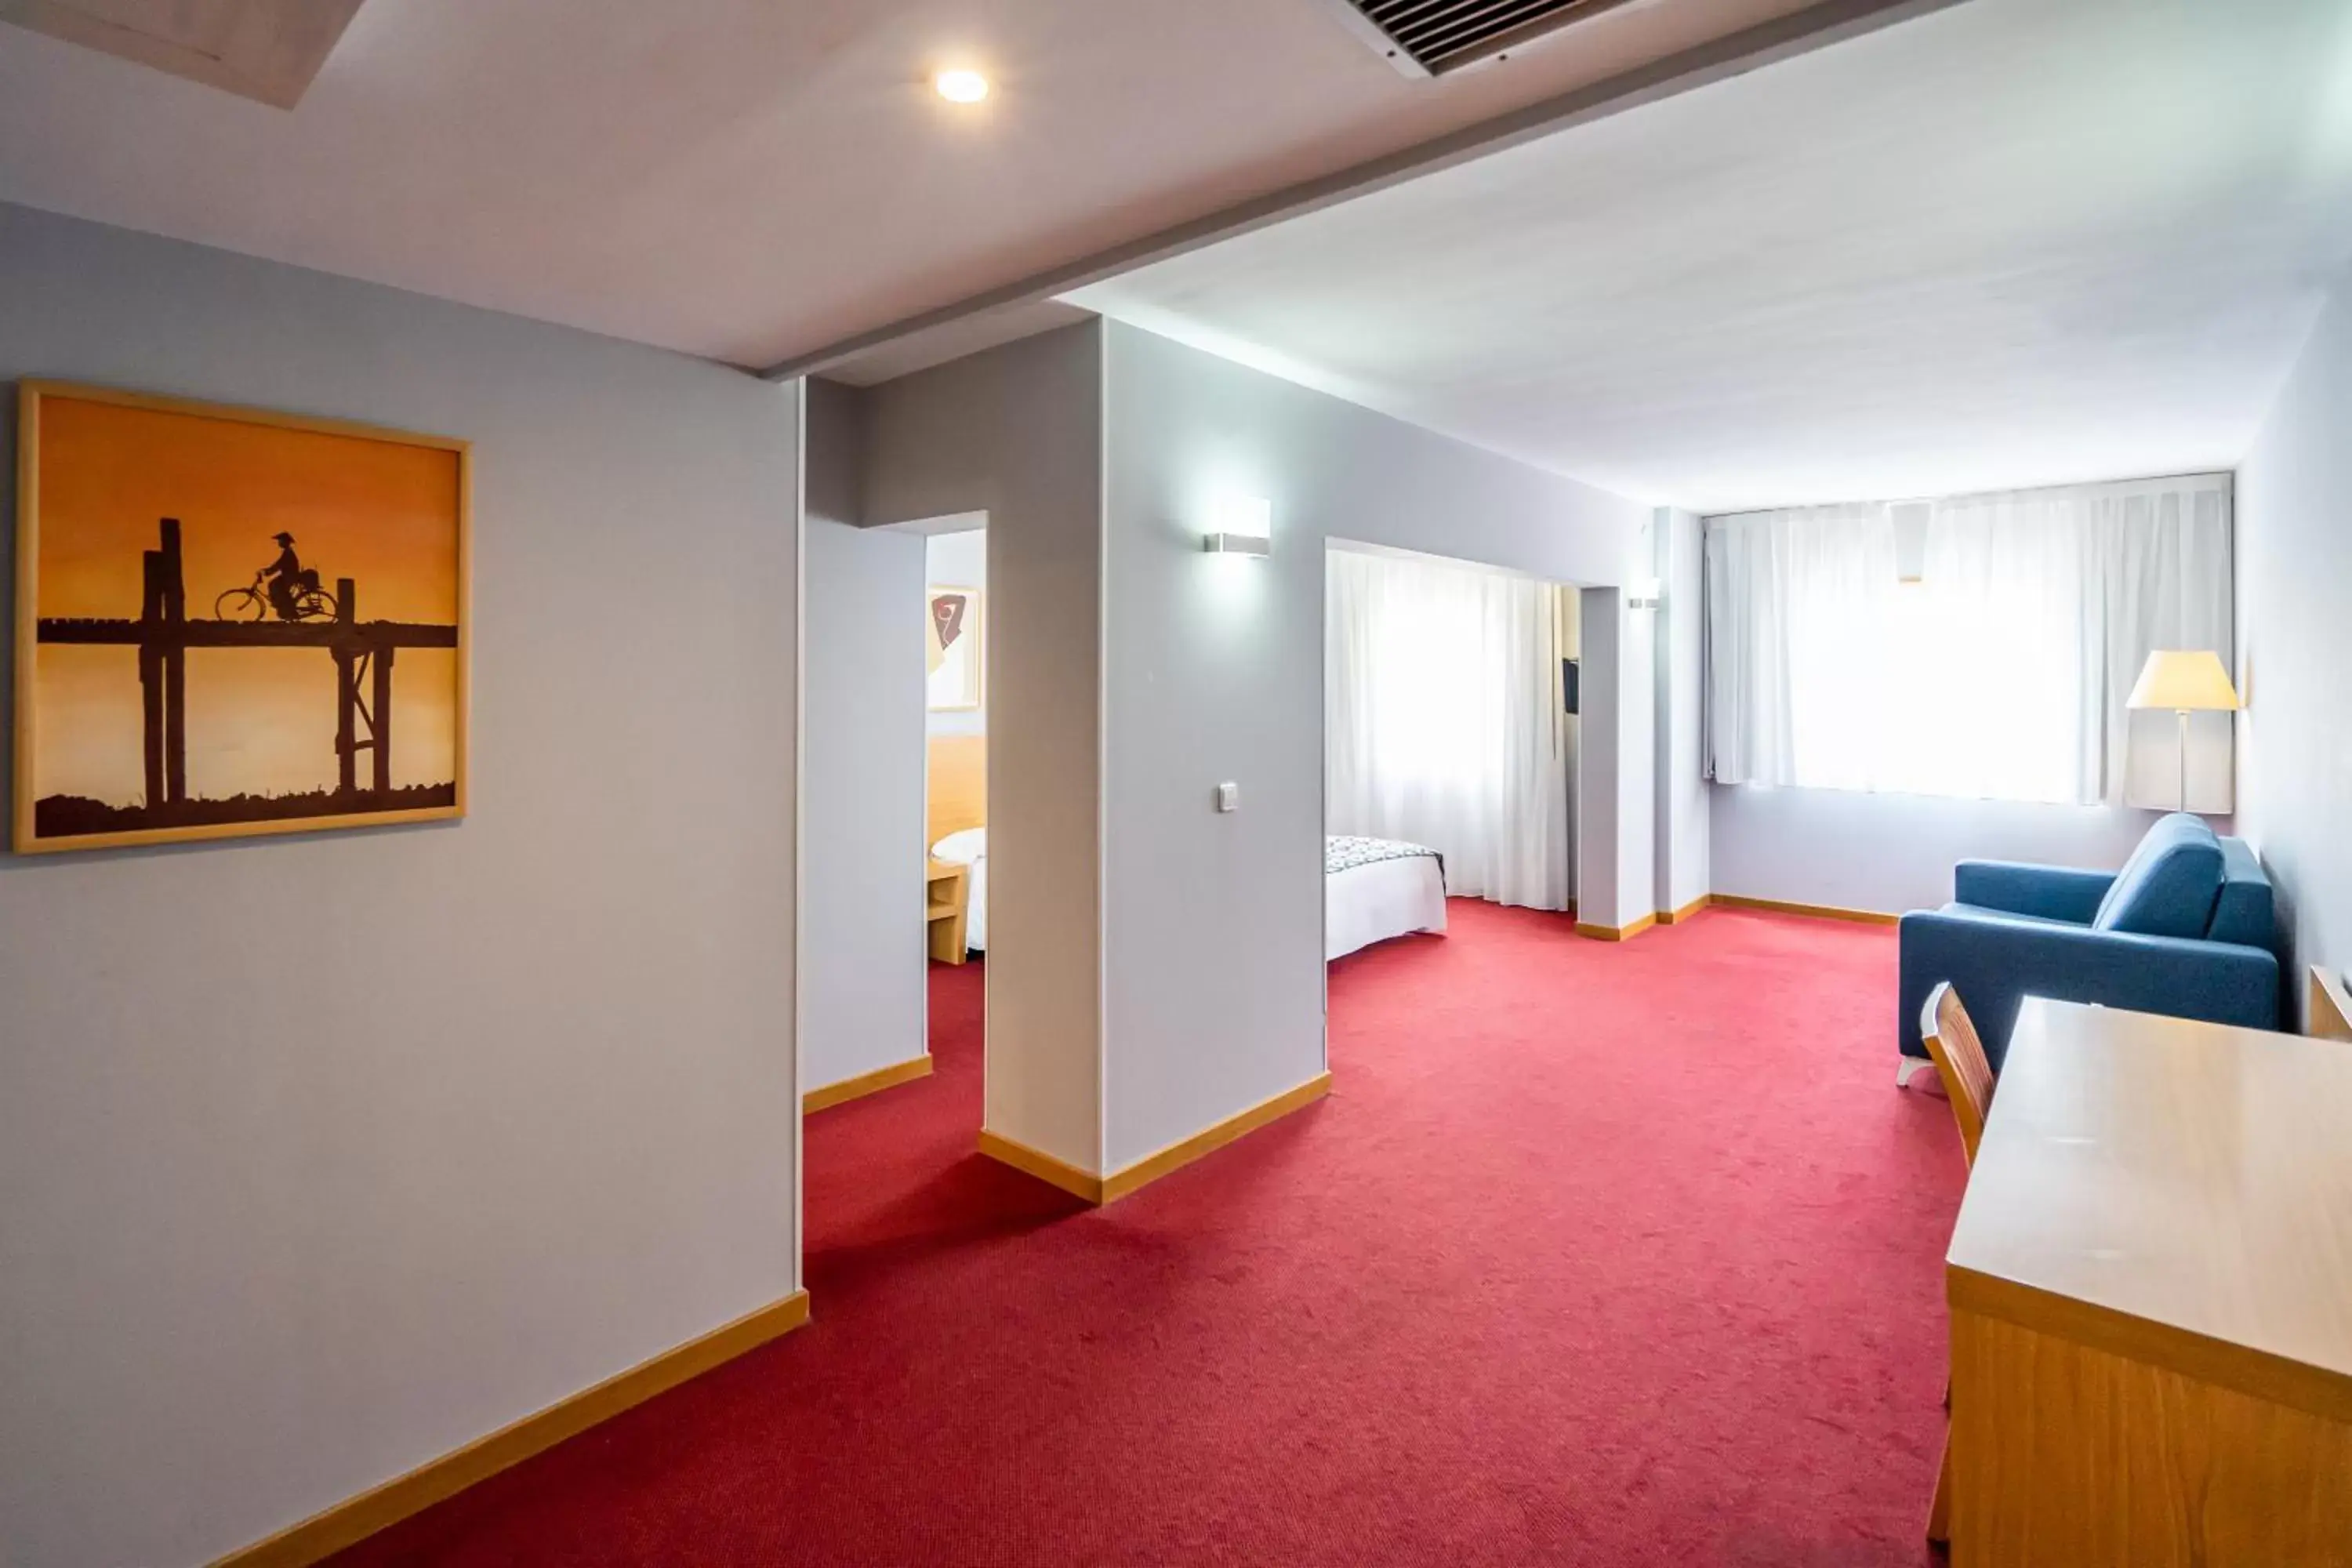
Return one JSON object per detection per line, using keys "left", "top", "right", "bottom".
{"left": 1327, "top": 835, "right": 1443, "bottom": 877}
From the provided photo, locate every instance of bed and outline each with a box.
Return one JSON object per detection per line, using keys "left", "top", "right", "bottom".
{"left": 927, "top": 775, "right": 1443, "bottom": 963}
{"left": 928, "top": 735, "right": 988, "bottom": 955}
{"left": 1327, "top": 835, "right": 1447, "bottom": 960}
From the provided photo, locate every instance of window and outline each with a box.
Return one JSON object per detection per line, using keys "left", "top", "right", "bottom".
{"left": 1704, "top": 475, "right": 2233, "bottom": 808}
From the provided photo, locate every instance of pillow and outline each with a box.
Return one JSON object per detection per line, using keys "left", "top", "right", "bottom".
{"left": 931, "top": 827, "right": 986, "bottom": 866}
{"left": 2092, "top": 813, "right": 2224, "bottom": 940}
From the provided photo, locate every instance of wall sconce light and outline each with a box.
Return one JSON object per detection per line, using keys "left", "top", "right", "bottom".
{"left": 1204, "top": 495, "right": 1272, "bottom": 557}
{"left": 1628, "top": 576, "right": 1664, "bottom": 611}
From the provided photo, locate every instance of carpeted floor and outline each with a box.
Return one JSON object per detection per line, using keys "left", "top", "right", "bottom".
{"left": 338, "top": 901, "right": 1963, "bottom": 1566}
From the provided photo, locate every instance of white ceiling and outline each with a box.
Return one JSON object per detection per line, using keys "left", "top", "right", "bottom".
{"left": 1072, "top": 0, "right": 2352, "bottom": 512}
{"left": 0, "top": 0, "right": 1836, "bottom": 371}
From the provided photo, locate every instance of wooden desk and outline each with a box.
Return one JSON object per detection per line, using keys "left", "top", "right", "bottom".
{"left": 1946, "top": 998, "right": 2352, "bottom": 1566}
{"left": 926, "top": 858, "right": 969, "bottom": 966}
{"left": 2312, "top": 964, "right": 2352, "bottom": 1042}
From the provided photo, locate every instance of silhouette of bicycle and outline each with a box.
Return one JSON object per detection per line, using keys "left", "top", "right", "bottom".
{"left": 215, "top": 571, "right": 338, "bottom": 622}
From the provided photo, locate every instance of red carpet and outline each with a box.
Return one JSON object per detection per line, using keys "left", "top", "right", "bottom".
{"left": 337, "top": 902, "right": 1962, "bottom": 1565}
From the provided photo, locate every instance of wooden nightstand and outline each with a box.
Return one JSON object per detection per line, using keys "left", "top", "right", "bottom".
{"left": 927, "top": 858, "right": 970, "bottom": 965}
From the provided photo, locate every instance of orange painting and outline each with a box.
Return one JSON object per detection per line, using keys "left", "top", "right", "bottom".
{"left": 13, "top": 383, "right": 468, "bottom": 851}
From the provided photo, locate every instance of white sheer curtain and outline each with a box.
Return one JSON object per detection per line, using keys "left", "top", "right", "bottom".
{"left": 1327, "top": 547, "right": 1570, "bottom": 910}
{"left": 1705, "top": 474, "right": 2233, "bottom": 808}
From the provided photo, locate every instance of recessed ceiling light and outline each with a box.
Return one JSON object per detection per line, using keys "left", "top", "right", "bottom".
{"left": 935, "top": 69, "right": 989, "bottom": 104}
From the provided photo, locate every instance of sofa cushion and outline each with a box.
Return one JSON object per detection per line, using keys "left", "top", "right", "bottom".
{"left": 2092, "top": 813, "right": 2224, "bottom": 940}
{"left": 2206, "top": 837, "right": 2274, "bottom": 948}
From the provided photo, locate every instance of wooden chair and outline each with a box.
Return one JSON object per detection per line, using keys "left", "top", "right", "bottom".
{"left": 1922, "top": 982, "right": 1995, "bottom": 1167}
{"left": 1921, "top": 980, "right": 1994, "bottom": 1548}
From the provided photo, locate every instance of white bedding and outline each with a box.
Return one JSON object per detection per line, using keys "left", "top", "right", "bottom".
{"left": 931, "top": 828, "right": 987, "bottom": 953}
{"left": 937, "top": 828, "right": 1443, "bottom": 961}
{"left": 1327, "top": 840, "right": 1448, "bottom": 960}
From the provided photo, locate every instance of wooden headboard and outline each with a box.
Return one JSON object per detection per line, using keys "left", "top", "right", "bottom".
{"left": 927, "top": 734, "right": 986, "bottom": 849}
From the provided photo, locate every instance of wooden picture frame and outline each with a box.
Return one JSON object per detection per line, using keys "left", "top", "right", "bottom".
{"left": 925, "top": 585, "right": 982, "bottom": 713}
{"left": 13, "top": 380, "right": 471, "bottom": 853}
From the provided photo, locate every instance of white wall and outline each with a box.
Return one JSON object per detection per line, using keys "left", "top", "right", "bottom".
{"left": 0, "top": 204, "right": 799, "bottom": 1567}
{"left": 1577, "top": 588, "right": 1623, "bottom": 926}
{"left": 1617, "top": 591, "right": 1658, "bottom": 927}
{"left": 1709, "top": 786, "right": 2172, "bottom": 915}
{"left": 803, "top": 377, "right": 927, "bottom": 1092}
{"left": 2237, "top": 271, "right": 2352, "bottom": 1012}
{"left": 924, "top": 528, "right": 986, "bottom": 739}
{"left": 1576, "top": 586, "right": 1660, "bottom": 931}
{"left": 862, "top": 323, "right": 1105, "bottom": 1171}
{"left": 926, "top": 528, "right": 987, "bottom": 588}
{"left": 1099, "top": 321, "right": 1650, "bottom": 1168}
{"left": 802, "top": 518, "right": 927, "bottom": 1090}
{"left": 1653, "top": 509, "right": 1709, "bottom": 915}
{"left": 1561, "top": 587, "right": 1581, "bottom": 887}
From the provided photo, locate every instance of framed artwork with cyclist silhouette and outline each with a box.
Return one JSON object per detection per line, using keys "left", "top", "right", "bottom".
{"left": 12, "top": 380, "right": 470, "bottom": 852}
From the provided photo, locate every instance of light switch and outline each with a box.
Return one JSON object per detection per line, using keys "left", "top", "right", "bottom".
{"left": 1215, "top": 782, "right": 1240, "bottom": 813}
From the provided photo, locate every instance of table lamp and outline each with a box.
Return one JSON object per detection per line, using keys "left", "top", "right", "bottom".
{"left": 2126, "top": 650, "right": 2241, "bottom": 812}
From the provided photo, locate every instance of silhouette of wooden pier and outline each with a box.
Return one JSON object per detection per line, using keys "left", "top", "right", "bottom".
{"left": 34, "top": 518, "right": 457, "bottom": 809}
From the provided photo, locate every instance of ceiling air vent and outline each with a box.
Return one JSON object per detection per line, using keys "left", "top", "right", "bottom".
{"left": 1327, "top": 0, "right": 1643, "bottom": 78}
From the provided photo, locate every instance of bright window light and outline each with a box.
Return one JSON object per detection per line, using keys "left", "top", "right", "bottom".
{"left": 935, "top": 69, "right": 989, "bottom": 103}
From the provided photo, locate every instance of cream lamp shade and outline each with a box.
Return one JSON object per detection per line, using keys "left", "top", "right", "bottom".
{"left": 2126, "top": 650, "right": 2240, "bottom": 713}
{"left": 2127, "top": 650, "right": 2238, "bottom": 814}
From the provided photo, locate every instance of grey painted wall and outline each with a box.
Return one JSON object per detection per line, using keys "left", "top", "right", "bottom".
{"left": 1100, "top": 321, "right": 1650, "bottom": 1167}
{"left": 0, "top": 205, "right": 800, "bottom": 1566}
{"left": 804, "top": 376, "right": 864, "bottom": 534}
{"left": 802, "top": 517, "right": 927, "bottom": 1091}
{"left": 2237, "top": 273, "right": 2352, "bottom": 1013}
{"left": 863, "top": 322, "right": 1105, "bottom": 1171}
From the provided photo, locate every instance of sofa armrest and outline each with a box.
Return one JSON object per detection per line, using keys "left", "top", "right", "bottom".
{"left": 1897, "top": 910, "right": 2278, "bottom": 1069}
{"left": 1951, "top": 860, "right": 2114, "bottom": 924}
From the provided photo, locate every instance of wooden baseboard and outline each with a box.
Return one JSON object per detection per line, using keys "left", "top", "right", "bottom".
{"left": 1581, "top": 895, "right": 1900, "bottom": 935}
{"left": 214, "top": 1290, "right": 811, "bottom": 1567}
{"left": 1575, "top": 913, "right": 1657, "bottom": 942}
{"left": 979, "top": 1072, "right": 1335, "bottom": 1207}
{"left": 1102, "top": 1072, "right": 1332, "bottom": 1203}
{"left": 803, "top": 1053, "right": 933, "bottom": 1113}
{"left": 976, "top": 1128, "right": 1105, "bottom": 1203}
{"left": 1709, "top": 893, "right": 1900, "bottom": 927}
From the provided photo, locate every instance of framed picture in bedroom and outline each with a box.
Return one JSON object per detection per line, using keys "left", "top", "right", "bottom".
{"left": 13, "top": 380, "right": 470, "bottom": 853}
{"left": 926, "top": 586, "right": 982, "bottom": 712}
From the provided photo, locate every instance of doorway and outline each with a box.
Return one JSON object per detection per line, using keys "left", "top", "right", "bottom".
{"left": 1323, "top": 539, "right": 1581, "bottom": 966}
{"left": 924, "top": 525, "right": 987, "bottom": 982}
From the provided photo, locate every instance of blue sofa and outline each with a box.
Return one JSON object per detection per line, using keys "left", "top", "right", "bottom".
{"left": 1897, "top": 814, "right": 2279, "bottom": 1076}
